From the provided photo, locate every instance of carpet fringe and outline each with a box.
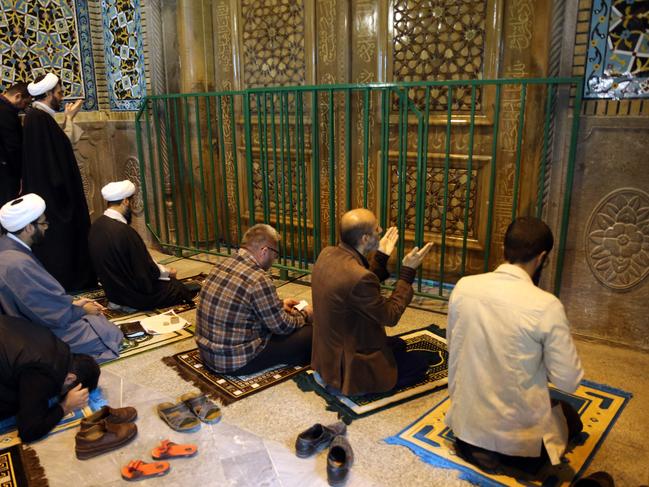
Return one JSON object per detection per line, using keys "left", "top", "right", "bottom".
{"left": 21, "top": 445, "right": 50, "bottom": 487}
{"left": 161, "top": 356, "right": 234, "bottom": 406}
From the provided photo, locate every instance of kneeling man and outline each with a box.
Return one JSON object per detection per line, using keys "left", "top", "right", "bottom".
{"left": 0, "top": 315, "right": 100, "bottom": 442}
{"left": 88, "top": 180, "right": 200, "bottom": 311}
{"left": 0, "top": 194, "right": 122, "bottom": 362}
{"left": 446, "top": 217, "right": 584, "bottom": 475}
{"left": 311, "top": 208, "right": 433, "bottom": 396}
{"left": 196, "top": 224, "right": 313, "bottom": 375}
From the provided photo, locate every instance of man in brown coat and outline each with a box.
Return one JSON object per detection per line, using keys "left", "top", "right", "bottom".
{"left": 311, "top": 208, "right": 433, "bottom": 396}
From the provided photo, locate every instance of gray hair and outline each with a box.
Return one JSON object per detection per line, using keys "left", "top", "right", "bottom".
{"left": 241, "top": 224, "right": 280, "bottom": 251}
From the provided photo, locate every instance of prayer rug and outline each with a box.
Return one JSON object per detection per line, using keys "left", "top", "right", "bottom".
{"left": 103, "top": 313, "right": 195, "bottom": 364}
{"left": 163, "top": 348, "right": 309, "bottom": 405}
{"left": 385, "top": 380, "right": 632, "bottom": 486}
{"left": 0, "top": 389, "right": 107, "bottom": 439}
{"left": 0, "top": 438, "right": 49, "bottom": 487}
{"left": 74, "top": 273, "right": 207, "bottom": 320}
{"left": 294, "top": 327, "right": 448, "bottom": 421}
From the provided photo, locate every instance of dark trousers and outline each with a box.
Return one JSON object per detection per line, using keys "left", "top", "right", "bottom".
{"left": 387, "top": 336, "right": 432, "bottom": 390}
{"left": 455, "top": 400, "right": 583, "bottom": 477}
{"left": 231, "top": 324, "right": 313, "bottom": 376}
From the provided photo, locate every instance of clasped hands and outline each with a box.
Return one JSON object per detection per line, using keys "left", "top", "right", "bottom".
{"left": 378, "top": 226, "right": 434, "bottom": 270}
{"left": 72, "top": 298, "right": 106, "bottom": 315}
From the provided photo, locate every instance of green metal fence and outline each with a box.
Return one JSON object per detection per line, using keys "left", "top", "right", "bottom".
{"left": 136, "top": 77, "right": 582, "bottom": 299}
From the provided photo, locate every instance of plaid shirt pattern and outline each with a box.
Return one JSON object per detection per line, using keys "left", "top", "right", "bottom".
{"left": 195, "top": 248, "right": 305, "bottom": 372}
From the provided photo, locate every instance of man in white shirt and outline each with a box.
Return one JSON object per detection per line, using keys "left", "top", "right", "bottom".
{"left": 445, "top": 217, "right": 584, "bottom": 476}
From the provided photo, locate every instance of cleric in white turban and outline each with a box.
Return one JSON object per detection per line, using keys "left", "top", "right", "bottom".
{"left": 101, "top": 180, "right": 136, "bottom": 203}
{"left": 88, "top": 180, "right": 200, "bottom": 311}
{"left": 27, "top": 73, "right": 59, "bottom": 97}
{"left": 21, "top": 71, "right": 96, "bottom": 292}
{"left": 0, "top": 193, "right": 46, "bottom": 234}
{"left": 0, "top": 195, "right": 122, "bottom": 363}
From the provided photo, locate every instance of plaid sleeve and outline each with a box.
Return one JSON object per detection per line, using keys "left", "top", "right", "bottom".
{"left": 250, "top": 276, "right": 304, "bottom": 335}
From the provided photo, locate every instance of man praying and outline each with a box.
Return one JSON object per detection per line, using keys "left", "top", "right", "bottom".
{"left": 196, "top": 224, "right": 313, "bottom": 375}
{"left": 88, "top": 180, "right": 200, "bottom": 311}
{"left": 0, "top": 194, "right": 122, "bottom": 363}
{"left": 22, "top": 72, "right": 96, "bottom": 291}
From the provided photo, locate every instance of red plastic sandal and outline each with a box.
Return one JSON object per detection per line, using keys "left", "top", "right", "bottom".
{"left": 151, "top": 439, "right": 198, "bottom": 459}
{"left": 121, "top": 459, "right": 170, "bottom": 481}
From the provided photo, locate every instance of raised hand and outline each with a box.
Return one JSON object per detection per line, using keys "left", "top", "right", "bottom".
{"left": 64, "top": 99, "right": 83, "bottom": 119}
{"left": 402, "top": 242, "right": 434, "bottom": 270}
{"left": 378, "top": 226, "right": 399, "bottom": 256}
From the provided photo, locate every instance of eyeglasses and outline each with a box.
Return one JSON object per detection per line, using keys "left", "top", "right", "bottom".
{"left": 264, "top": 246, "right": 280, "bottom": 256}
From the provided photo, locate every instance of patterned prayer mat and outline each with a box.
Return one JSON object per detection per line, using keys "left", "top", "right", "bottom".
{"left": 0, "top": 389, "right": 107, "bottom": 439}
{"left": 102, "top": 312, "right": 195, "bottom": 364}
{"left": 163, "top": 348, "right": 309, "bottom": 405}
{"left": 0, "top": 437, "right": 49, "bottom": 487}
{"left": 385, "top": 381, "right": 632, "bottom": 486}
{"left": 74, "top": 273, "right": 207, "bottom": 320}
{"left": 294, "top": 327, "right": 448, "bottom": 421}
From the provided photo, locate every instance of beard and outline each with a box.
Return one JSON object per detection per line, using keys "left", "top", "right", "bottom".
{"left": 364, "top": 234, "right": 379, "bottom": 255}
{"left": 124, "top": 206, "right": 133, "bottom": 225}
{"left": 31, "top": 226, "right": 45, "bottom": 246}
{"left": 50, "top": 97, "right": 61, "bottom": 112}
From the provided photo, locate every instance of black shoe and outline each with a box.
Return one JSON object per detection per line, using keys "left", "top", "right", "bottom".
{"left": 573, "top": 471, "right": 615, "bottom": 487}
{"left": 454, "top": 439, "right": 500, "bottom": 474}
{"left": 295, "top": 422, "right": 346, "bottom": 458}
{"left": 327, "top": 435, "right": 354, "bottom": 486}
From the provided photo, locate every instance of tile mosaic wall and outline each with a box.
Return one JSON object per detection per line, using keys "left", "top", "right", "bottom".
{"left": 101, "top": 0, "right": 146, "bottom": 110}
{"left": 0, "top": 0, "right": 98, "bottom": 110}
{"left": 584, "top": 0, "right": 649, "bottom": 99}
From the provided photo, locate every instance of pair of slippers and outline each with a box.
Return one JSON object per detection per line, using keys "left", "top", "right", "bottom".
{"left": 121, "top": 439, "right": 197, "bottom": 481}
{"left": 157, "top": 392, "right": 221, "bottom": 432}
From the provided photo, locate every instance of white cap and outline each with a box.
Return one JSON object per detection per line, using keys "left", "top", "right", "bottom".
{"left": 101, "top": 180, "right": 136, "bottom": 202}
{"left": 28, "top": 73, "right": 59, "bottom": 96}
{"left": 0, "top": 194, "right": 46, "bottom": 232}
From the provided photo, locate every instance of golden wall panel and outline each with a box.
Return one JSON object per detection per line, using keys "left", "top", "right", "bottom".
{"left": 241, "top": 0, "right": 306, "bottom": 87}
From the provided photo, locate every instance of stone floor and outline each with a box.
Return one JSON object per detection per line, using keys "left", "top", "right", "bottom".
{"left": 29, "top": 252, "right": 649, "bottom": 486}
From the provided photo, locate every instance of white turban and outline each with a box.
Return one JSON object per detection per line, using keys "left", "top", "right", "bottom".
{"left": 28, "top": 73, "right": 59, "bottom": 96}
{"left": 0, "top": 194, "right": 46, "bottom": 232}
{"left": 101, "top": 180, "right": 136, "bottom": 202}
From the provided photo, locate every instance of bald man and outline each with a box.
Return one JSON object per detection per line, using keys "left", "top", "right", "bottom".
{"left": 311, "top": 208, "right": 434, "bottom": 396}
{"left": 196, "top": 224, "right": 313, "bottom": 375}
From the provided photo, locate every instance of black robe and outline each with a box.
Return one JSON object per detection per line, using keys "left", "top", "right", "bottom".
{"left": 88, "top": 215, "right": 193, "bottom": 310}
{"left": 22, "top": 107, "right": 96, "bottom": 291}
{"left": 0, "top": 96, "right": 22, "bottom": 207}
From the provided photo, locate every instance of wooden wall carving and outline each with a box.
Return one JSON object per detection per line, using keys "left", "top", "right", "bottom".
{"left": 241, "top": 0, "right": 306, "bottom": 87}
{"left": 392, "top": 0, "right": 487, "bottom": 111}
{"left": 208, "top": 0, "right": 554, "bottom": 276}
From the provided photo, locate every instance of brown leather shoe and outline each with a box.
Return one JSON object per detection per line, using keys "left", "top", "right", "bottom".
{"left": 80, "top": 406, "right": 138, "bottom": 430}
{"left": 75, "top": 421, "right": 138, "bottom": 460}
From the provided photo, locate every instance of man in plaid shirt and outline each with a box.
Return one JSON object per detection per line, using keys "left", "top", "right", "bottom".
{"left": 196, "top": 224, "right": 313, "bottom": 375}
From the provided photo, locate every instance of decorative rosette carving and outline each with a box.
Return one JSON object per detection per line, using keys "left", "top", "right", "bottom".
{"left": 586, "top": 188, "right": 649, "bottom": 290}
